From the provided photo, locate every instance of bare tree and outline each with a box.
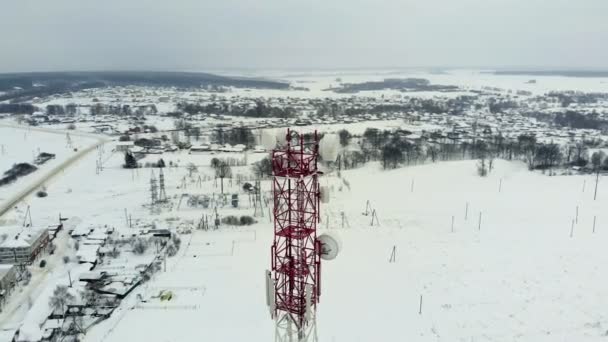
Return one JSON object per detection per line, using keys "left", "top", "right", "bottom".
{"left": 186, "top": 163, "right": 198, "bottom": 177}
{"left": 252, "top": 157, "right": 272, "bottom": 178}
{"left": 210, "top": 158, "right": 221, "bottom": 170}
{"left": 591, "top": 151, "right": 605, "bottom": 172}
{"left": 132, "top": 238, "right": 148, "bottom": 255}
{"left": 49, "top": 285, "right": 75, "bottom": 316}
{"left": 170, "top": 131, "right": 180, "bottom": 145}
{"left": 574, "top": 142, "right": 589, "bottom": 166}
{"left": 338, "top": 129, "right": 351, "bottom": 147}
{"left": 216, "top": 161, "right": 232, "bottom": 194}
{"left": 477, "top": 158, "right": 488, "bottom": 177}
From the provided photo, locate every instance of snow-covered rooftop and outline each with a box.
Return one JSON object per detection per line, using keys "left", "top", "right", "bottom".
{"left": 0, "top": 226, "right": 47, "bottom": 249}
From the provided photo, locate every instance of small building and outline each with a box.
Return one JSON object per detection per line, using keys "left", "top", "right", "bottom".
{"left": 91, "top": 124, "right": 116, "bottom": 134}
{"left": 115, "top": 141, "right": 135, "bottom": 152}
{"left": 0, "top": 227, "right": 50, "bottom": 265}
{"left": 0, "top": 264, "right": 17, "bottom": 309}
{"left": 232, "top": 144, "right": 246, "bottom": 152}
{"left": 148, "top": 229, "right": 171, "bottom": 238}
{"left": 76, "top": 244, "right": 100, "bottom": 264}
{"left": 0, "top": 265, "right": 17, "bottom": 291}
{"left": 189, "top": 145, "right": 211, "bottom": 154}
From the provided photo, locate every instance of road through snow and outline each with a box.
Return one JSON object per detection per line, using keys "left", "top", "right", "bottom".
{"left": 0, "top": 123, "right": 109, "bottom": 218}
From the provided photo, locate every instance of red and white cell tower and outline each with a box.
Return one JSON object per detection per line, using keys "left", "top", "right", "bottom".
{"left": 266, "top": 129, "right": 340, "bottom": 341}
{"left": 270, "top": 129, "right": 322, "bottom": 330}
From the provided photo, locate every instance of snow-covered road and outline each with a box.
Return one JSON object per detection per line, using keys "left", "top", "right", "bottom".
{"left": 0, "top": 123, "right": 108, "bottom": 218}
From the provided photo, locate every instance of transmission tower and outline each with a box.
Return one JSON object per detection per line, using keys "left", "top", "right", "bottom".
{"left": 253, "top": 179, "right": 264, "bottom": 217}
{"left": 150, "top": 170, "right": 158, "bottom": 205}
{"left": 270, "top": 130, "right": 322, "bottom": 334}
{"left": 158, "top": 168, "right": 167, "bottom": 202}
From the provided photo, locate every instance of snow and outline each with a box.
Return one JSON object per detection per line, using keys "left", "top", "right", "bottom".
{"left": 76, "top": 244, "right": 100, "bottom": 264}
{"left": 0, "top": 124, "right": 101, "bottom": 216}
{"left": 71, "top": 159, "right": 608, "bottom": 342}
{"left": 209, "top": 69, "right": 608, "bottom": 98}
{"left": 0, "top": 264, "right": 15, "bottom": 278}
{"left": 0, "top": 330, "right": 17, "bottom": 342}
{"left": 319, "top": 133, "right": 339, "bottom": 162}
{"left": 4, "top": 70, "right": 608, "bottom": 341}
{"left": 3, "top": 125, "right": 608, "bottom": 341}
{"left": 0, "top": 226, "right": 46, "bottom": 249}
{"left": 15, "top": 322, "right": 42, "bottom": 342}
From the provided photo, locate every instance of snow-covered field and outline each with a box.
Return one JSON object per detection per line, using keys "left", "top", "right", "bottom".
{"left": 4, "top": 132, "right": 608, "bottom": 341}
{"left": 81, "top": 159, "right": 608, "bottom": 342}
{"left": 214, "top": 69, "right": 608, "bottom": 97}
{"left": 4, "top": 69, "right": 608, "bottom": 341}
{"left": 0, "top": 125, "right": 101, "bottom": 216}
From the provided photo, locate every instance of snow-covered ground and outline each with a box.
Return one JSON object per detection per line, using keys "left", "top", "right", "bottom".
{"left": 79, "top": 158, "right": 608, "bottom": 342}
{"left": 0, "top": 125, "right": 102, "bottom": 216}
{"left": 30, "top": 69, "right": 608, "bottom": 111}
{"left": 5, "top": 132, "right": 607, "bottom": 341}
{"left": 212, "top": 69, "right": 608, "bottom": 97}
{"left": 4, "top": 69, "right": 608, "bottom": 341}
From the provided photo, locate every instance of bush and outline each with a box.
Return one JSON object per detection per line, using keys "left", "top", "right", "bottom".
{"left": 39, "top": 259, "right": 47, "bottom": 268}
{"left": 132, "top": 238, "right": 148, "bottom": 255}
{"left": 144, "top": 125, "right": 159, "bottom": 133}
{"left": 124, "top": 151, "right": 138, "bottom": 169}
{"left": 166, "top": 243, "right": 178, "bottom": 257}
{"left": 67, "top": 123, "right": 76, "bottom": 130}
{"left": 119, "top": 135, "right": 131, "bottom": 142}
{"left": 221, "top": 215, "right": 256, "bottom": 226}
{"left": 36, "top": 190, "right": 48, "bottom": 198}
{"left": 240, "top": 216, "right": 256, "bottom": 225}
{"left": 22, "top": 270, "right": 32, "bottom": 285}
{"left": 243, "top": 182, "right": 253, "bottom": 192}
{"left": 221, "top": 215, "right": 240, "bottom": 226}
{"left": 107, "top": 247, "right": 120, "bottom": 258}
{"left": 63, "top": 256, "right": 70, "bottom": 264}
{"left": 172, "top": 235, "right": 181, "bottom": 248}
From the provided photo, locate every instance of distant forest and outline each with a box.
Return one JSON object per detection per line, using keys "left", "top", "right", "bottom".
{"left": 0, "top": 71, "right": 289, "bottom": 102}
{"left": 327, "top": 78, "right": 459, "bottom": 93}
{"left": 493, "top": 70, "right": 608, "bottom": 78}
{"left": 177, "top": 101, "right": 296, "bottom": 118}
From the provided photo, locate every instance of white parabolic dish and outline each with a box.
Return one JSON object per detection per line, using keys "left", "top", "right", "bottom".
{"left": 319, "top": 133, "right": 339, "bottom": 162}
{"left": 318, "top": 233, "right": 341, "bottom": 260}
{"left": 260, "top": 129, "right": 280, "bottom": 151}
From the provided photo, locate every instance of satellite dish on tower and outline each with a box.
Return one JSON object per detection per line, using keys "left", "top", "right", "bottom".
{"left": 261, "top": 129, "right": 290, "bottom": 151}
{"left": 318, "top": 233, "right": 341, "bottom": 261}
{"left": 319, "top": 133, "right": 339, "bottom": 162}
{"left": 319, "top": 186, "right": 330, "bottom": 203}
{"left": 261, "top": 130, "right": 278, "bottom": 151}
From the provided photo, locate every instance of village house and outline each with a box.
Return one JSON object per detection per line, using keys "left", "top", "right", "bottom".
{"left": 0, "top": 227, "right": 50, "bottom": 265}
{"left": 0, "top": 264, "right": 17, "bottom": 310}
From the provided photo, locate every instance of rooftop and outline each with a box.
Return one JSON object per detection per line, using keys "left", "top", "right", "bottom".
{"left": 0, "top": 264, "right": 15, "bottom": 279}
{"left": 0, "top": 226, "right": 47, "bottom": 249}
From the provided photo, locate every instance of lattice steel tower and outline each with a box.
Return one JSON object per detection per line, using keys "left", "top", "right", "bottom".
{"left": 270, "top": 129, "right": 322, "bottom": 333}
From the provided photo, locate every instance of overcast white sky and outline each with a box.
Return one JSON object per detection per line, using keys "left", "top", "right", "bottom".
{"left": 1, "top": 0, "right": 607, "bottom": 72}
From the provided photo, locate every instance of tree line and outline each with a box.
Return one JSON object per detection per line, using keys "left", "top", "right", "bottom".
{"left": 335, "top": 128, "right": 602, "bottom": 175}
{"left": 177, "top": 101, "right": 296, "bottom": 118}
